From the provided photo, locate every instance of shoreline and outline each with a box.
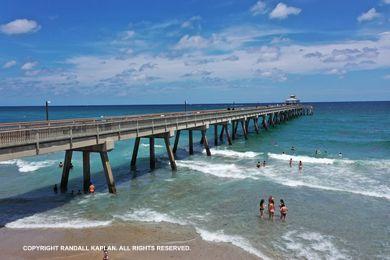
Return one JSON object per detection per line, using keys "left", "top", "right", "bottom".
{"left": 0, "top": 222, "right": 260, "bottom": 260}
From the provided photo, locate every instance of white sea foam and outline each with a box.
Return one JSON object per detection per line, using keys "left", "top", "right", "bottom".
{"left": 268, "top": 153, "right": 337, "bottom": 164}
{"left": 0, "top": 159, "right": 56, "bottom": 172}
{"left": 196, "top": 228, "right": 270, "bottom": 260}
{"left": 6, "top": 214, "right": 112, "bottom": 229}
{"left": 176, "top": 160, "right": 259, "bottom": 180}
{"left": 114, "top": 208, "right": 187, "bottom": 225}
{"left": 279, "top": 230, "right": 350, "bottom": 260}
{"left": 141, "top": 143, "right": 163, "bottom": 148}
{"left": 262, "top": 166, "right": 390, "bottom": 200}
{"left": 205, "top": 149, "right": 261, "bottom": 159}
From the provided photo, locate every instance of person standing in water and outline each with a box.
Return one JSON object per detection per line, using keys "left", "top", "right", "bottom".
{"left": 299, "top": 161, "right": 303, "bottom": 170}
{"left": 280, "top": 200, "right": 288, "bottom": 221}
{"left": 268, "top": 196, "right": 275, "bottom": 220}
{"left": 89, "top": 182, "right": 95, "bottom": 194}
{"left": 289, "top": 158, "right": 293, "bottom": 167}
{"left": 262, "top": 160, "right": 266, "bottom": 167}
{"left": 53, "top": 184, "right": 58, "bottom": 194}
{"left": 259, "top": 199, "right": 266, "bottom": 218}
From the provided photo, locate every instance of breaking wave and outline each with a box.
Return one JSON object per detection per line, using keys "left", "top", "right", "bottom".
{"left": 196, "top": 228, "right": 270, "bottom": 259}
{"left": 114, "top": 208, "right": 187, "bottom": 225}
{"left": 0, "top": 159, "right": 56, "bottom": 173}
{"left": 278, "top": 230, "right": 350, "bottom": 260}
{"left": 176, "top": 160, "right": 259, "bottom": 180}
{"left": 205, "top": 148, "right": 261, "bottom": 159}
{"left": 6, "top": 214, "right": 112, "bottom": 229}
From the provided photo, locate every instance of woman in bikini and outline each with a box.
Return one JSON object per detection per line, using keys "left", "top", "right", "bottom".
{"left": 280, "top": 200, "right": 288, "bottom": 221}
{"left": 259, "top": 199, "right": 266, "bottom": 218}
{"left": 268, "top": 197, "right": 275, "bottom": 220}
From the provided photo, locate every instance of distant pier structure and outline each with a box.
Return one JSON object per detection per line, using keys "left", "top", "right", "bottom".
{"left": 0, "top": 103, "right": 313, "bottom": 194}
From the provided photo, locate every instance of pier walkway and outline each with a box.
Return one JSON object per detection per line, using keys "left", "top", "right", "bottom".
{"left": 0, "top": 104, "right": 313, "bottom": 193}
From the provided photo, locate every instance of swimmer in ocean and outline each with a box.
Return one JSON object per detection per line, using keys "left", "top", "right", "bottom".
{"left": 338, "top": 152, "right": 343, "bottom": 157}
{"left": 299, "top": 161, "right": 303, "bottom": 170}
{"left": 256, "top": 161, "right": 261, "bottom": 168}
{"left": 289, "top": 158, "right": 293, "bottom": 167}
{"left": 262, "top": 160, "right": 266, "bottom": 167}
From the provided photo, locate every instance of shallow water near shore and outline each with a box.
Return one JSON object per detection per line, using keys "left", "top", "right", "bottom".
{"left": 0, "top": 102, "right": 389, "bottom": 259}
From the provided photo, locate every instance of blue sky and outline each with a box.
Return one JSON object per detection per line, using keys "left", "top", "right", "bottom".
{"left": 0, "top": 0, "right": 389, "bottom": 105}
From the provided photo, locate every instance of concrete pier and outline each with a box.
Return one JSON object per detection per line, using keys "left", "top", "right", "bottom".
{"left": 0, "top": 103, "right": 313, "bottom": 194}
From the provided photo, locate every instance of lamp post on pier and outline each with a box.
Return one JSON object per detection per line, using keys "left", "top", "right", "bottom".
{"left": 45, "top": 100, "right": 51, "bottom": 121}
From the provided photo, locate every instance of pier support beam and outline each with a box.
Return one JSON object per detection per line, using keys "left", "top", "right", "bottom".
{"left": 189, "top": 130, "right": 194, "bottom": 155}
{"left": 201, "top": 130, "right": 211, "bottom": 156}
{"left": 82, "top": 151, "right": 91, "bottom": 194}
{"left": 163, "top": 133, "right": 177, "bottom": 171}
{"left": 149, "top": 137, "right": 155, "bottom": 170}
{"left": 214, "top": 125, "right": 218, "bottom": 146}
{"left": 262, "top": 115, "right": 269, "bottom": 130}
{"left": 65, "top": 141, "right": 116, "bottom": 194}
{"left": 231, "top": 121, "right": 236, "bottom": 140}
{"left": 240, "top": 120, "right": 248, "bottom": 140}
{"left": 100, "top": 151, "right": 116, "bottom": 194}
{"left": 219, "top": 125, "right": 225, "bottom": 141}
{"left": 224, "top": 124, "right": 233, "bottom": 145}
{"left": 131, "top": 137, "right": 141, "bottom": 169}
{"left": 269, "top": 113, "right": 275, "bottom": 127}
{"left": 245, "top": 119, "right": 249, "bottom": 134}
{"left": 60, "top": 150, "right": 73, "bottom": 193}
{"left": 253, "top": 117, "right": 259, "bottom": 134}
{"left": 173, "top": 130, "right": 181, "bottom": 154}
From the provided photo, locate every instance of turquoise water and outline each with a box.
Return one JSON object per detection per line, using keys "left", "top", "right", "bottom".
{"left": 0, "top": 102, "right": 389, "bottom": 259}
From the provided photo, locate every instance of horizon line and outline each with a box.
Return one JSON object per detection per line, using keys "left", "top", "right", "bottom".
{"left": 0, "top": 100, "right": 389, "bottom": 107}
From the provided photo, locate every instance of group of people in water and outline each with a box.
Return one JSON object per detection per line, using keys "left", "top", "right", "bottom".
{"left": 58, "top": 161, "right": 73, "bottom": 169}
{"left": 53, "top": 182, "right": 95, "bottom": 195}
{"left": 55, "top": 161, "right": 96, "bottom": 194}
{"left": 257, "top": 158, "right": 303, "bottom": 170}
{"left": 259, "top": 196, "right": 288, "bottom": 220}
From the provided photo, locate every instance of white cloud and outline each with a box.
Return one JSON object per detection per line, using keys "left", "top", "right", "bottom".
{"left": 256, "top": 46, "right": 280, "bottom": 62}
{"left": 0, "top": 19, "right": 40, "bottom": 35}
{"left": 3, "top": 60, "right": 16, "bottom": 69}
{"left": 181, "top": 16, "right": 201, "bottom": 29}
{"left": 21, "top": 61, "right": 38, "bottom": 70}
{"left": 383, "top": 74, "right": 390, "bottom": 79}
{"left": 269, "top": 3, "right": 301, "bottom": 20}
{"left": 256, "top": 68, "right": 287, "bottom": 82}
{"left": 250, "top": 1, "right": 266, "bottom": 16}
{"left": 122, "top": 30, "right": 135, "bottom": 40}
{"left": 383, "top": 0, "right": 390, "bottom": 4}
{"left": 174, "top": 35, "right": 211, "bottom": 49}
{"left": 357, "top": 8, "right": 380, "bottom": 22}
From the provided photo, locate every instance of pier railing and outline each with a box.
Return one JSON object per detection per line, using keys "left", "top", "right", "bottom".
{"left": 0, "top": 104, "right": 307, "bottom": 148}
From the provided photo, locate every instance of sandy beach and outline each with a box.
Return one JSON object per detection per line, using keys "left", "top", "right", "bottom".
{"left": 0, "top": 223, "right": 259, "bottom": 260}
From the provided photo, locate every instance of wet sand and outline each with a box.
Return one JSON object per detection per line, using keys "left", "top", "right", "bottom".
{"left": 0, "top": 223, "right": 259, "bottom": 260}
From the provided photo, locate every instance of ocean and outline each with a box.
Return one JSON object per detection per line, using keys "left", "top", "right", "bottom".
{"left": 0, "top": 101, "right": 389, "bottom": 259}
